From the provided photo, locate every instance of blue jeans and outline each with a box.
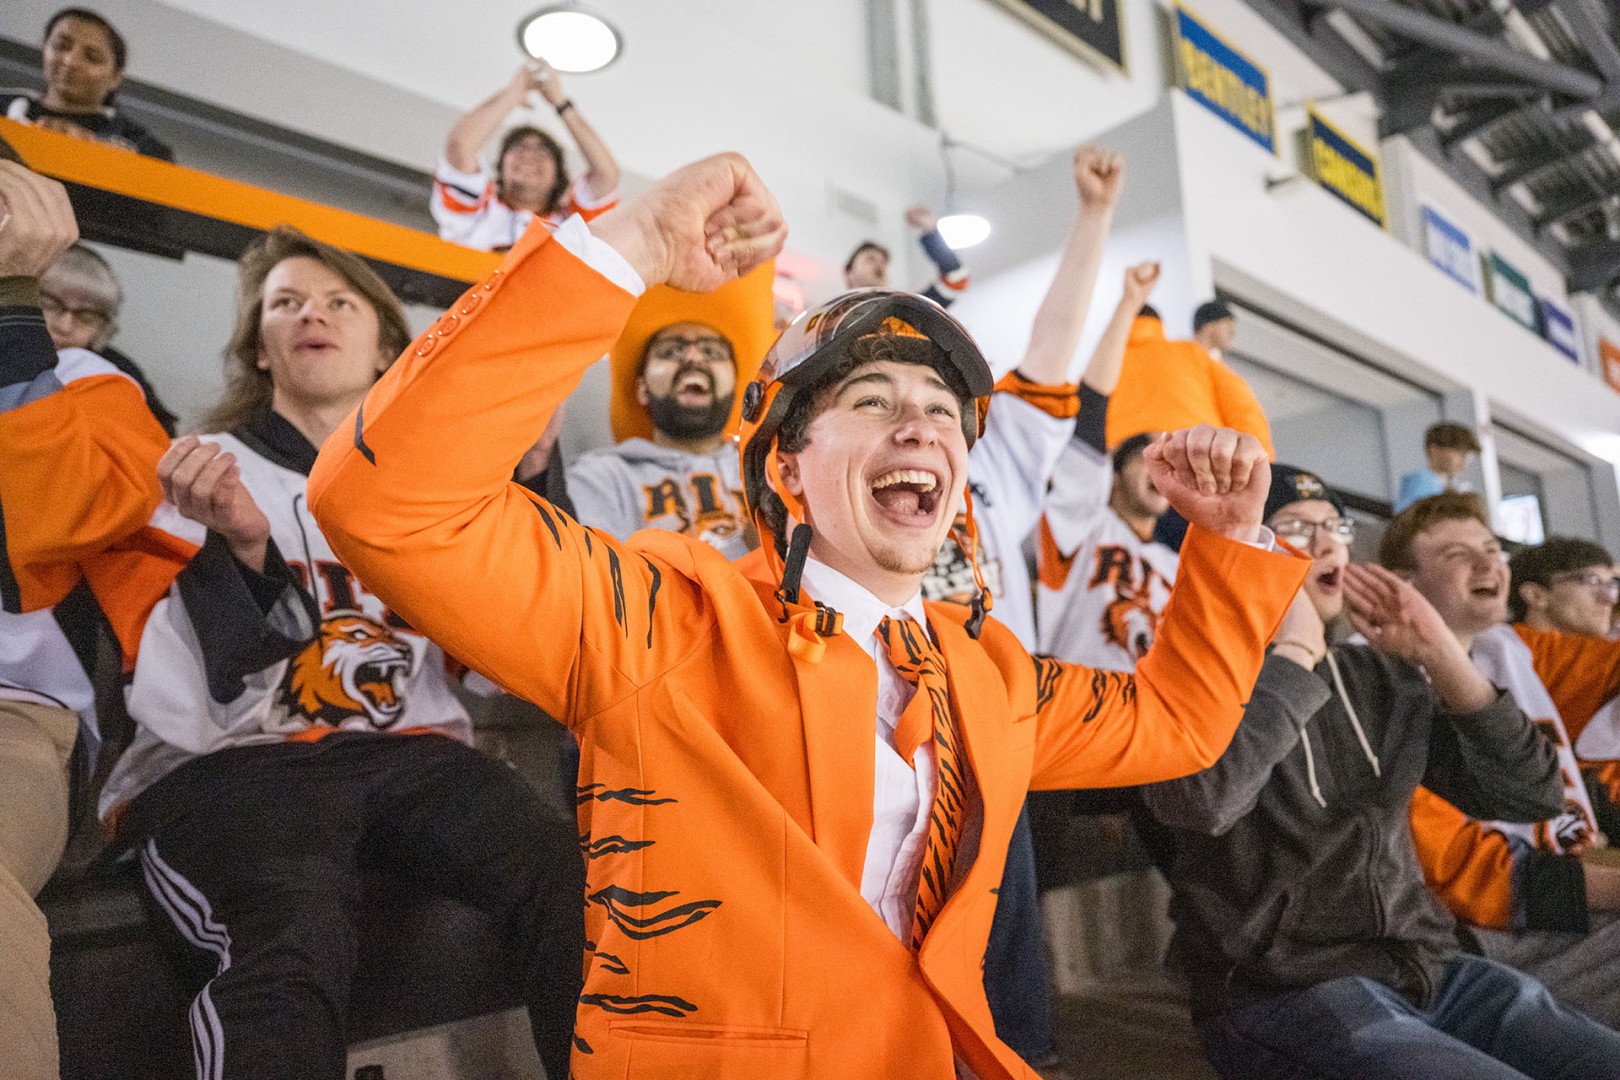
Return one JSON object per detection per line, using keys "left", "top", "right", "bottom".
{"left": 1202, "top": 955, "right": 1620, "bottom": 1080}
{"left": 983, "top": 803, "right": 1055, "bottom": 1063}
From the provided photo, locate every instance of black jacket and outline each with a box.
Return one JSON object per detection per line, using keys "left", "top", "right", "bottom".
{"left": 1140, "top": 647, "right": 1562, "bottom": 1020}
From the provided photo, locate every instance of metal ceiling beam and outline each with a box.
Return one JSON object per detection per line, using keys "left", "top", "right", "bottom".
{"left": 1551, "top": 0, "right": 1620, "bottom": 83}
{"left": 1490, "top": 142, "right": 1581, "bottom": 192}
{"left": 1440, "top": 99, "right": 1531, "bottom": 148}
{"left": 1566, "top": 237, "right": 1620, "bottom": 292}
{"left": 1307, "top": 0, "right": 1604, "bottom": 98}
{"left": 1532, "top": 188, "right": 1616, "bottom": 232}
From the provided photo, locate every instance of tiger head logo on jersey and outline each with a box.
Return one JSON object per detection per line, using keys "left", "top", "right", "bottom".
{"left": 1102, "top": 589, "right": 1160, "bottom": 661}
{"left": 280, "top": 613, "right": 414, "bottom": 729}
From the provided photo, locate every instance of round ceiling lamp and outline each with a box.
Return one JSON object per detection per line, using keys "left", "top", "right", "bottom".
{"left": 517, "top": 5, "right": 621, "bottom": 73}
{"left": 936, "top": 213, "right": 991, "bottom": 250}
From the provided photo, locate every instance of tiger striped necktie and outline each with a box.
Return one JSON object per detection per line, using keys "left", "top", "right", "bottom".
{"left": 878, "top": 615, "right": 967, "bottom": 950}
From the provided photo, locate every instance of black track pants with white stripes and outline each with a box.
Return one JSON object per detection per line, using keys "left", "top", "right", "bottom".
{"left": 119, "top": 732, "right": 584, "bottom": 1080}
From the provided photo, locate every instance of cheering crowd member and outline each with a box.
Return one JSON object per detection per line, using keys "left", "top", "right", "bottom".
{"left": 1104, "top": 303, "right": 1273, "bottom": 459}
{"left": 566, "top": 262, "right": 776, "bottom": 560}
{"left": 1137, "top": 469, "right": 1615, "bottom": 1079}
{"left": 309, "top": 152, "right": 1308, "bottom": 1077}
{"left": 433, "top": 60, "right": 620, "bottom": 251}
{"left": 914, "top": 145, "right": 1121, "bottom": 1068}
{"left": 1, "top": 7, "right": 174, "bottom": 159}
{"left": 1037, "top": 261, "right": 1175, "bottom": 671}
{"left": 1509, "top": 536, "right": 1618, "bottom": 638}
{"left": 1392, "top": 498, "right": 1620, "bottom": 1027}
{"left": 844, "top": 204, "right": 971, "bottom": 308}
{"left": 0, "top": 158, "right": 190, "bottom": 1080}
{"left": 97, "top": 226, "right": 584, "bottom": 1080}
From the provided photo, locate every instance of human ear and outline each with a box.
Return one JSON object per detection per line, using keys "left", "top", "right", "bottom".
{"left": 776, "top": 451, "right": 802, "bottom": 497}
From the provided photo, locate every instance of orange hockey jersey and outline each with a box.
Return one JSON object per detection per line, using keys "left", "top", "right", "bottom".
{"left": 308, "top": 217, "right": 1308, "bottom": 1078}
{"left": 1411, "top": 623, "right": 1620, "bottom": 931}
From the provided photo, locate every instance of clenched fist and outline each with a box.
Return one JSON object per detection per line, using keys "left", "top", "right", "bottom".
{"left": 1143, "top": 425, "right": 1268, "bottom": 543}
{"left": 590, "top": 152, "right": 787, "bottom": 293}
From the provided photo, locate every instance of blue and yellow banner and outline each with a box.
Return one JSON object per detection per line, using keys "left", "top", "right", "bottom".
{"left": 1306, "top": 109, "right": 1385, "bottom": 227}
{"left": 1175, "top": 5, "right": 1275, "bottom": 153}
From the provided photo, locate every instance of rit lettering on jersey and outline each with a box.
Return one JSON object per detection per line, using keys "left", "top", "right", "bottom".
{"left": 278, "top": 559, "right": 421, "bottom": 731}
{"left": 1091, "top": 545, "right": 1172, "bottom": 661}
{"left": 641, "top": 472, "right": 748, "bottom": 547}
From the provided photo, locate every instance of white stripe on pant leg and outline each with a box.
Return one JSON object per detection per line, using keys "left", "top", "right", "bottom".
{"left": 140, "top": 840, "right": 231, "bottom": 959}
{"left": 140, "top": 839, "right": 232, "bottom": 1080}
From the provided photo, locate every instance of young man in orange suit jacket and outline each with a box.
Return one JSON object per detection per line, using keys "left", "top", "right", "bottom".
{"left": 310, "top": 153, "right": 1310, "bottom": 1078}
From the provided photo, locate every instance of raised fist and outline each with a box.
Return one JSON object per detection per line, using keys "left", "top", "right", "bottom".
{"left": 0, "top": 160, "right": 80, "bottom": 278}
{"left": 1121, "top": 261, "right": 1160, "bottom": 309}
{"left": 1074, "top": 146, "right": 1124, "bottom": 210}
{"left": 1143, "top": 425, "right": 1268, "bottom": 544}
{"left": 590, "top": 152, "right": 787, "bottom": 293}
{"left": 904, "top": 205, "right": 938, "bottom": 232}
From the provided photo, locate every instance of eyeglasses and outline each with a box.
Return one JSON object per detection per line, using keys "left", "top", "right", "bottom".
{"left": 645, "top": 336, "right": 732, "bottom": 366}
{"left": 1272, "top": 516, "right": 1356, "bottom": 546}
{"left": 38, "top": 290, "right": 112, "bottom": 335}
{"left": 1550, "top": 570, "right": 1620, "bottom": 601}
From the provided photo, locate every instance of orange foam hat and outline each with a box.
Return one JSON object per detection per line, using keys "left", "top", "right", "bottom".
{"left": 607, "top": 261, "right": 777, "bottom": 443}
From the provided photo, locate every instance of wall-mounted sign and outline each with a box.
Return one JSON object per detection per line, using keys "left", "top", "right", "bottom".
{"left": 1421, "top": 205, "right": 1475, "bottom": 292}
{"left": 1601, "top": 338, "right": 1620, "bottom": 394}
{"left": 1174, "top": 4, "right": 1275, "bottom": 153}
{"left": 1482, "top": 251, "right": 1539, "bottom": 332}
{"left": 1539, "top": 298, "right": 1580, "bottom": 363}
{"left": 987, "top": 0, "right": 1127, "bottom": 75}
{"left": 1305, "top": 109, "right": 1385, "bottom": 227}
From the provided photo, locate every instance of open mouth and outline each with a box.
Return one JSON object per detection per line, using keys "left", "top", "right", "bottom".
{"left": 355, "top": 658, "right": 407, "bottom": 719}
{"left": 1313, "top": 567, "right": 1342, "bottom": 593}
{"left": 673, "top": 369, "right": 714, "bottom": 402}
{"left": 870, "top": 468, "right": 942, "bottom": 521}
{"left": 1471, "top": 583, "right": 1503, "bottom": 600}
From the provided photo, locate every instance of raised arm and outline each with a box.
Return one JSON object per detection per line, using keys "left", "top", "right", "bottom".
{"left": 444, "top": 67, "right": 536, "bottom": 174}
{"left": 309, "top": 154, "right": 785, "bottom": 720}
{"left": 1028, "top": 426, "right": 1309, "bottom": 788}
{"left": 532, "top": 60, "right": 621, "bottom": 203}
{"left": 1018, "top": 147, "right": 1121, "bottom": 385}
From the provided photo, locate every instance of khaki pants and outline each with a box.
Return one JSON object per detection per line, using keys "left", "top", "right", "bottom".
{"left": 0, "top": 699, "right": 78, "bottom": 1080}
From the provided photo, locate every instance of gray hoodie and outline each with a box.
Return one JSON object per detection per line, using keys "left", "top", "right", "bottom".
{"left": 566, "top": 438, "right": 752, "bottom": 561}
{"left": 1139, "top": 646, "right": 1561, "bottom": 1021}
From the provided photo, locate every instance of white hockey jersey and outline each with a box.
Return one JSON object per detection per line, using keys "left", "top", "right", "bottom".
{"left": 1036, "top": 440, "right": 1179, "bottom": 672}
{"left": 1469, "top": 623, "right": 1600, "bottom": 854}
{"left": 920, "top": 376, "right": 1078, "bottom": 651}
{"left": 100, "top": 411, "right": 474, "bottom": 816}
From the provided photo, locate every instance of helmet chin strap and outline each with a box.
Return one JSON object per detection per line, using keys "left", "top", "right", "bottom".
{"left": 956, "top": 486, "right": 994, "bottom": 639}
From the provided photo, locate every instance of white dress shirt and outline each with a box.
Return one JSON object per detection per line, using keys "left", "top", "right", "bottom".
{"left": 798, "top": 556, "right": 984, "bottom": 943}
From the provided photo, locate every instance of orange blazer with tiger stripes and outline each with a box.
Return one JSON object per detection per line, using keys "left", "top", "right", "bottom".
{"left": 309, "top": 220, "right": 1308, "bottom": 1079}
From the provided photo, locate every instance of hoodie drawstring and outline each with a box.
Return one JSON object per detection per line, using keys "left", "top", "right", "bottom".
{"left": 1298, "top": 727, "right": 1327, "bottom": 809}
{"left": 1324, "top": 649, "right": 1382, "bottom": 779}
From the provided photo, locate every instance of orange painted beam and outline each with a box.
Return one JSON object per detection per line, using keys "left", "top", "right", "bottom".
{"left": 1, "top": 118, "right": 500, "bottom": 284}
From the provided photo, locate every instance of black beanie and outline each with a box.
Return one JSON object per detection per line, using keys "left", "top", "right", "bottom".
{"left": 1264, "top": 464, "right": 1344, "bottom": 522}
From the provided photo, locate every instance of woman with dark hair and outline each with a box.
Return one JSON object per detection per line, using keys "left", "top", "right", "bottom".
{"left": 432, "top": 59, "right": 620, "bottom": 250}
{"left": 96, "top": 225, "right": 583, "bottom": 1080}
{"left": 1, "top": 7, "right": 173, "bottom": 160}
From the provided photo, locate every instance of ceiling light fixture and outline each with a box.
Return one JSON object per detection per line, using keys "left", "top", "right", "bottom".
{"left": 937, "top": 133, "right": 995, "bottom": 251}
{"left": 517, "top": 4, "right": 621, "bottom": 74}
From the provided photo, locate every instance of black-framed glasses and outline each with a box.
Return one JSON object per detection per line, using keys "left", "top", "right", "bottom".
{"left": 645, "top": 336, "right": 732, "bottom": 366}
{"left": 38, "top": 290, "right": 112, "bottom": 334}
{"left": 1550, "top": 570, "right": 1620, "bottom": 601}
{"left": 1272, "top": 516, "right": 1356, "bottom": 546}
